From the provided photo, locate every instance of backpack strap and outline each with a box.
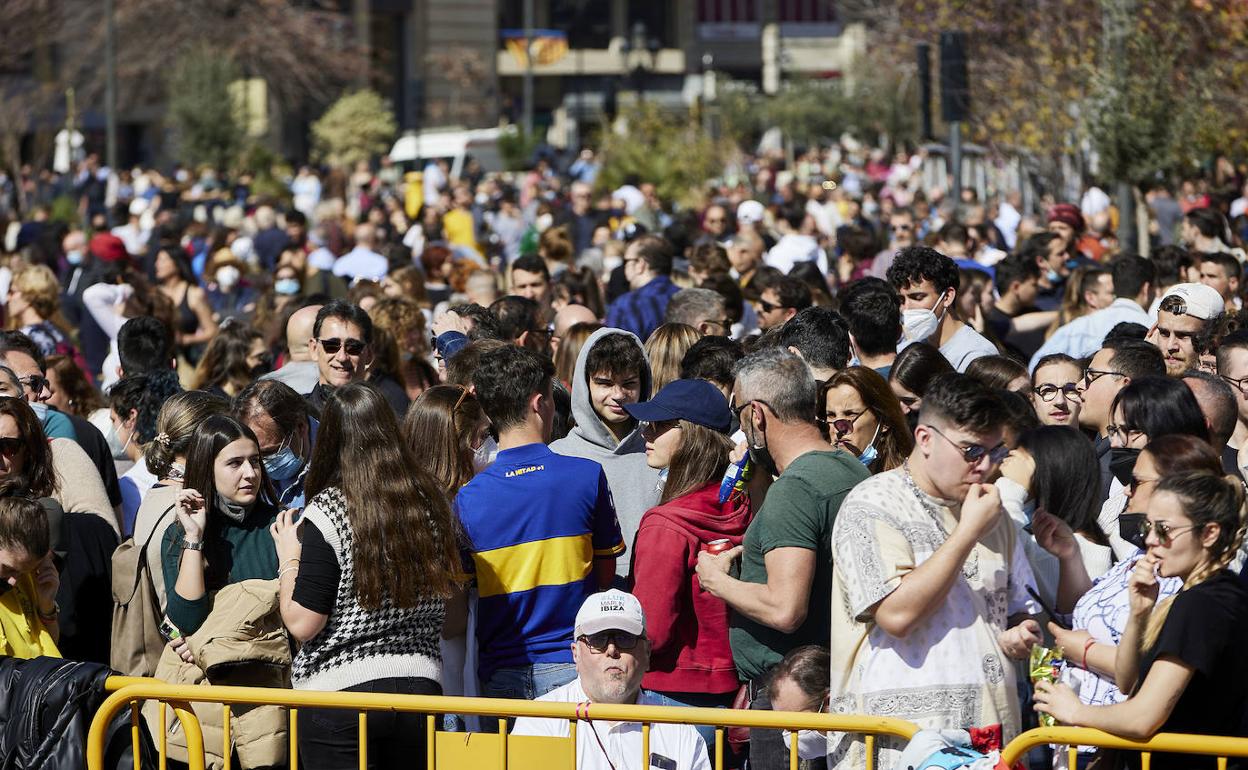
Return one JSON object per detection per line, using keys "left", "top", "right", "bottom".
{"left": 126, "top": 504, "right": 177, "bottom": 599}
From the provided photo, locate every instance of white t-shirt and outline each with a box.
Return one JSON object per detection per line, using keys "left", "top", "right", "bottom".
{"left": 513, "top": 679, "right": 711, "bottom": 770}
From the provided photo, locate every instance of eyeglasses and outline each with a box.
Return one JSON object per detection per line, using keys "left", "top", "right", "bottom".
{"left": 757, "top": 298, "right": 786, "bottom": 314}
{"left": 317, "top": 337, "right": 366, "bottom": 356}
{"left": 1135, "top": 518, "right": 1201, "bottom": 546}
{"left": 729, "top": 398, "right": 775, "bottom": 420}
{"left": 1222, "top": 374, "right": 1248, "bottom": 394}
{"left": 19, "top": 374, "right": 48, "bottom": 394}
{"left": 1032, "top": 383, "right": 1082, "bottom": 402}
{"left": 0, "top": 438, "right": 23, "bottom": 458}
{"left": 891, "top": 224, "right": 914, "bottom": 233}
{"left": 577, "top": 630, "right": 642, "bottom": 653}
{"left": 925, "top": 424, "right": 1009, "bottom": 465}
{"left": 1082, "top": 368, "right": 1126, "bottom": 387}
{"left": 1106, "top": 423, "right": 1144, "bottom": 446}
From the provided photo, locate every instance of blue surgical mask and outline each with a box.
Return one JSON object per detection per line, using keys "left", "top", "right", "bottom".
{"left": 274, "top": 278, "right": 301, "bottom": 296}
{"left": 66, "top": 250, "right": 84, "bottom": 266}
{"left": 263, "top": 442, "right": 303, "bottom": 480}
{"left": 1046, "top": 268, "right": 1061, "bottom": 285}
{"left": 857, "top": 422, "right": 882, "bottom": 468}
{"left": 28, "top": 401, "right": 47, "bottom": 421}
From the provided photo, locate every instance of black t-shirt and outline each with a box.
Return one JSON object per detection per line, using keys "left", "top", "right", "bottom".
{"left": 1135, "top": 570, "right": 1248, "bottom": 769}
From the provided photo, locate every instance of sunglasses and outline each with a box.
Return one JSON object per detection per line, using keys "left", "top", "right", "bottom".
{"left": 19, "top": 375, "right": 48, "bottom": 394}
{"left": 822, "top": 409, "right": 870, "bottom": 438}
{"left": 0, "top": 438, "right": 22, "bottom": 458}
{"left": 1134, "top": 518, "right": 1200, "bottom": 546}
{"left": 925, "top": 424, "right": 1009, "bottom": 465}
{"left": 1033, "top": 383, "right": 1082, "bottom": 402}
{"left": 757, "top": 298, "right": 786, "bottom": 314}
{"left": 1128, "top": 476, "right": 1159, "bottom": 498}
{"left": 641, "top": 420, "right": 678, "bottom": 440}
{"left": 577, "top": 630, "right": 642, "bottom": 653}
{"left": 1159, "top": 294, "right": 1192, "bottom": 317}
{"left": 318, "top": 337, "right": 366, "bottom": 356}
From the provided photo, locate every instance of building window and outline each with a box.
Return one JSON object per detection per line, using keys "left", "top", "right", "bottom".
{"left": 777, "top": 0, "right": 840, "bottom": 36}
{"left": 697, "top": 0, "right": 761, "bottom": 40}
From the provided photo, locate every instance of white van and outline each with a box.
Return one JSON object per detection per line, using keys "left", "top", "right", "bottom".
{"left": 389, "top": 127, "right": 507, "bottom": 179}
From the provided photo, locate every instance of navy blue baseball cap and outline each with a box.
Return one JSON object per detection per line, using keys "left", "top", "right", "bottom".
{"left": 623, "top": 379, "right": 732, "bottom": 433}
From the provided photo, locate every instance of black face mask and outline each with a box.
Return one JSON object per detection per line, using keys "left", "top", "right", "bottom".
{"left": 1119, "top": 513, "right": 1147, "bottom": 550}
{"left": 1109, "top": 447, "right": 1141, "bottom": 487}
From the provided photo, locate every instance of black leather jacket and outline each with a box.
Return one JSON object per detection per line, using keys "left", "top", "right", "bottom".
{"left": 0, "top": 656, "right": 154, "bottom": 770}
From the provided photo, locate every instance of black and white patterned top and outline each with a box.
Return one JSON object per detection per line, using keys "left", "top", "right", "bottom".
{"left": 291, "top": 487, "right": 445, "bottom": 691}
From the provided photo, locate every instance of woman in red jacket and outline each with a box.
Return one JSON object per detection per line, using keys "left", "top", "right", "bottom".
{"left": 624, "top": 379, "right": 751, "bottom": 755}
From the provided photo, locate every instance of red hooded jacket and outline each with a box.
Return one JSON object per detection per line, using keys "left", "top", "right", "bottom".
{"left": 630, "top": 481, "right": 751, "bottom": 694}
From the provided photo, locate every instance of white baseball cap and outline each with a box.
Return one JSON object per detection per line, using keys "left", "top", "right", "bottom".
{"left": 1159, "top": 282, "right": 1225, "bottom": 320}
{"left": 574, "top": 589, "right": 645, "bottom": 639}
{"left": 737, "top": 199, "right": 765, "bottom": 226}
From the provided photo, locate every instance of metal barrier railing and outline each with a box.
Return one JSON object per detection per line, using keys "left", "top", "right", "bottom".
{"left": 90, "top": 677, "right": 920, "bottom": 770}
{"left": 1000, "top": 726, "right": 1248, "bottom": 770}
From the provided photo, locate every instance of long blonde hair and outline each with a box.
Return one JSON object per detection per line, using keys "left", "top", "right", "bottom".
{"left": 643, "top": 323, "right": 700, "bottom": 392}
{"left": 1142, "top": 473, "right": 1248, "bottom": 650}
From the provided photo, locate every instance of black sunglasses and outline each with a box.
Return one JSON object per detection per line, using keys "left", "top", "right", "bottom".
{"left": 19, "top": 375, "right": 48, "bottom": 394}
{"left": 318, "top": 337, "right": 366, "bottom": 356}
{"left": 757, "top": 298, "right": 786, "bottom": 314}
{"left": 926, "top": 424, "right": 1009, "bottom": 465}
{"left": 0, "top": 438, "right": 23, "bottom": 459}
{"left": 577, "top": 630, "right": 641, "bottom": 653}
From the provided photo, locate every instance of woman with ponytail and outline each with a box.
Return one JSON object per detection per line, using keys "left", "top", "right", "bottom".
{"left": 1035, "top": 471, "right": 1248, "bottom": 765}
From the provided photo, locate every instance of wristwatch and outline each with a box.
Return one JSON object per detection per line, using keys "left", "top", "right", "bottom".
{"left": 183, "top": 539, "right": 203, "bottom": 551}
{"left": 37, "top": 601, "right": 59, "bottom": 622}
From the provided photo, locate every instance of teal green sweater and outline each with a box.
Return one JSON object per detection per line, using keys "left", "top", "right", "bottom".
{"left": 161, "top": 505, "right": 279, "bottom": 635}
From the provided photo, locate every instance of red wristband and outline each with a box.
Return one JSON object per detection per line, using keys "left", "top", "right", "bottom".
{"left": 1081, "top": 638, "right": 1096, "bottom": 669}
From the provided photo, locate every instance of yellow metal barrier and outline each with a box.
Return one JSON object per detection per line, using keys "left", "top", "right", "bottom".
{"left": 1001, "top": 726, "right": 1248, "bottom": 769}
{"left": 90, "top": 677, "right": 919, "bottom": 770}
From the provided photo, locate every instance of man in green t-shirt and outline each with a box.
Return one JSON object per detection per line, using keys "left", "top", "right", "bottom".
{"left": 697, "top": 347, "right": 869, "bottom": 770}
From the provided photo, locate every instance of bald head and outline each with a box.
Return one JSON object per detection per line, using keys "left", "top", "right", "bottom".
{"left": 554, "top": 303, "right": 598, "bottom": 339}
{"left": 286, "top": 305, "right": 323, "bottom": 361}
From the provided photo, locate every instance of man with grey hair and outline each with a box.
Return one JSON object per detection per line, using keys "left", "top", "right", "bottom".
{"left": 1181, "top": 369, "right": 1239, "bottom": 470}
{"left": 663, "top": 288, "right": 730, "bottom": 337}
{"left": 696, "top": 347, "right": 869, "bottom": 769}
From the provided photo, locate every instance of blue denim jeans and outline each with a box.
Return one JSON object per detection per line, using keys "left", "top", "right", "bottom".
{"left": 646, "top": 689, "right": 735, "bottom": 762}
{"left": 482, "top": 662, "right": 579, "bottom": 701}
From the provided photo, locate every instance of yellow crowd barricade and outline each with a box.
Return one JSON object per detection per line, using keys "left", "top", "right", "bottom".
{"left": 91, "top": 677, "right": 919, "bottom": 770}
{"left": 1001, "top": 726, "right": 1248, "bottom": 769}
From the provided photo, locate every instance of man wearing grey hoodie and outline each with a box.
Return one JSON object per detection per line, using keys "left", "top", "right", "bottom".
{"left": 551, "top": 327, "right": 662, "bottom": 580}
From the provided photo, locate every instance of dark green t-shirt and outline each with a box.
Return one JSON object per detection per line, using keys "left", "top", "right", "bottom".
{"left": 730, "top": 449, "right": 869, "bottom": 681}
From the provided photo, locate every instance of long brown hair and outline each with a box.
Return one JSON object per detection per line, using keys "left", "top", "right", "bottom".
{"left": 660, "top": 420, "right": 734, "bottom": 505}
{"left": 0, "top": 397, "right": 56, "bottom": 499}
{"left": 643, "top": 323, "right": 700, "bottom": 393}
{"left": 1142, "top": 472, "right": 1247, "bottom": 650}
{"left": 46, "top": 355, "right": 106, "bottom": 417}
{"left": 307, "top": 382, "right": 462, "bottom": 608}
{"left": 402, "top": 385, "right": 485, "bottom": 496}
{"left": 820, "top": 366, "right": 913, "bottom": 473}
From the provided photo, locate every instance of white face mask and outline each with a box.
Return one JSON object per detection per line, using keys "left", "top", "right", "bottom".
{"left": 535, "top": 213, "right": 554, "bottom": 232}
{"left": 900, "top": 292, "right": 949, "bottom": 343}
{"left": 472, "top": 435, "right": 497, "bottom": 474}
{"left": 781, "top": 729, "right": 828, "bottom": 760}
{"left": 215, "top": 265, "right": 241, "bottom": 289}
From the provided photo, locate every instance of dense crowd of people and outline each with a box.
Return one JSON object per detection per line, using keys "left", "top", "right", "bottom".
{"left": 0, "top": 142, "right": 1247, "bottom": 770}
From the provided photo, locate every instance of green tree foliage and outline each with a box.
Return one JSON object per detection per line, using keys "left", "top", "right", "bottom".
{"left": 311, "top": 90, "right": 398, "bottom": 168}
{"left": 596, "top": 103, "right": 732, "bottom": 206}
{"left": 166, "top": 46, "right": 242, "bottom": 170}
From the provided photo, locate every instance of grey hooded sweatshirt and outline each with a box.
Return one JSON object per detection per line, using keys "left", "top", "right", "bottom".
{"left": 550, "top": 327, "right": 662, "bottom": 578}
